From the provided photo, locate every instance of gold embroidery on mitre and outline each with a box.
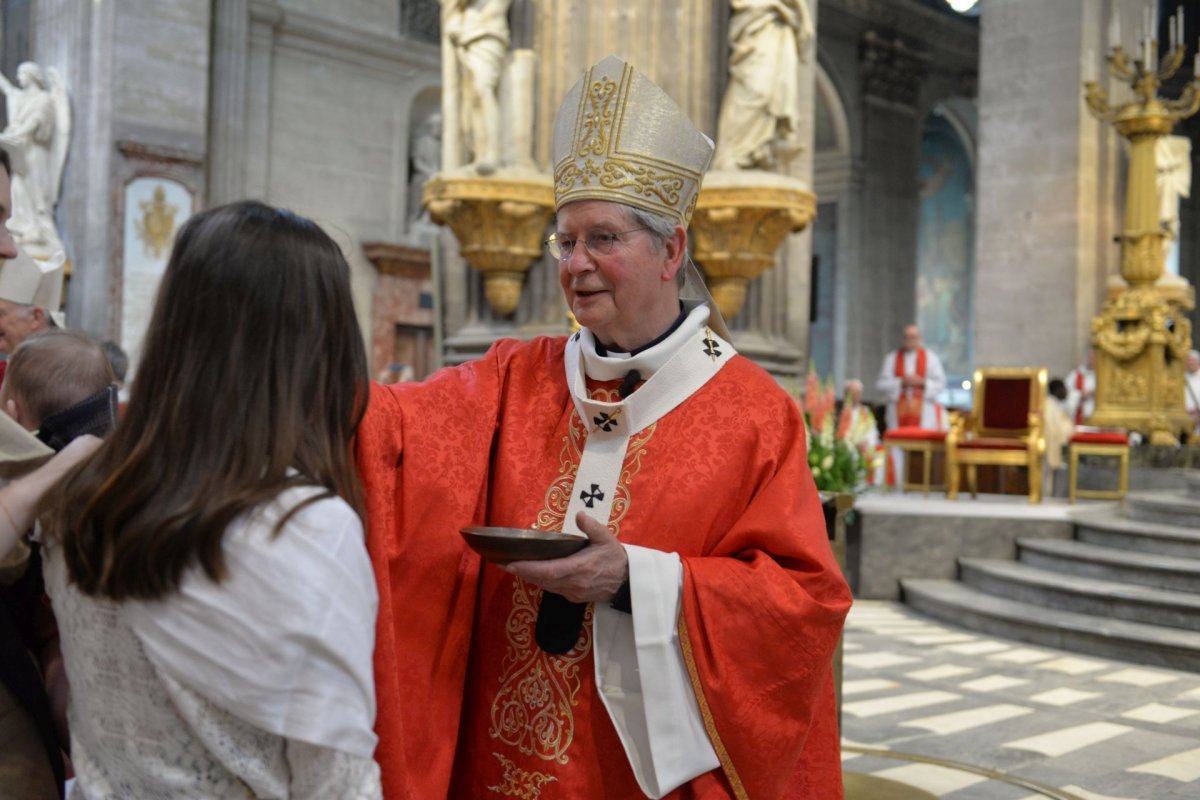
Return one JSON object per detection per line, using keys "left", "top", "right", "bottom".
{"left": 552, "top": 55, "right": 713, "bottom": 227}
{"left": 488, "top": 752, "right": 558, "bottom": 799}
{"left": 488, "top": 388, "right": 655, "bottom": 777}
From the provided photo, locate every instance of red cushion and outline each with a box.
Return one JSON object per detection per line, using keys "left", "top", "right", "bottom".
{"left": 1070, "top": 431, "right": 1128, "bottom": 445}
{"left": 958, "top": 437, "right": 1027, "bottom": 451}
{"left": 884, "top": 427, "right": 947, "bottom": 442}
{"left": 981, "top": 377, "right": 1031, "bottom": 430}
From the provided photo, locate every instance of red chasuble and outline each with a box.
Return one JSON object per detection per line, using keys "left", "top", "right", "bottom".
{"left": 356, "top": 337, "right": 852, "bottom": 799}
{"left": 893, "top": 347, "right": 927, "bottom": 428}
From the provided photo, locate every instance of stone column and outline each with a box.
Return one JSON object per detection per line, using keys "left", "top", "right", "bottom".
{"left": 845, "top": 28, "right": 926, "bottom": 387}
{"left": 208, "top": 0, "right": 250, "bottom": 204}
{"left": 973, "top": 0, "right": 1133, "bottom": 375}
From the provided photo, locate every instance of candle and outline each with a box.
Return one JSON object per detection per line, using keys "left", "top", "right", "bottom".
{"left": 1110, "top": 11, "right": 1121, "bottom": 49}
{"left": 1086, "top": 47, "right": 1096, "bottom": 82}
{"left": 1170, "top": 15, "right": 1177, "bottom": 49}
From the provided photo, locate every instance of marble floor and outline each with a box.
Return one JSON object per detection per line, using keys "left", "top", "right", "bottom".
{"left": 842, "top": 601, "right": 1200, "bottom": 800}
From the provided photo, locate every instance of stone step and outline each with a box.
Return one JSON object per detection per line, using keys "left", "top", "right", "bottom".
{"left": 959, "top": 557, "right": 1200, "bottom": 632}
{"left": 901, "top": 578, "right": 1200, "bottom": 672}
{"left": 1072, "top": 509, "right": 1200, "bottom": 559}
{"left": 1017, "top": 537, "right": 1200, "bottom": 594}
{"left": 1122, "top": 491, "right": 1200, "bottom": 527}
{"left": 1184, "top": 470, "right": 1200, "bottom": 499}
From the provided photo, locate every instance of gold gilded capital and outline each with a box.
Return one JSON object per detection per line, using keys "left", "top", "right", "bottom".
{"left": 423, "top": 168, "right": 555, "bottom": 317}
{"left": 689, "top": 171, "right": 816, "bottom": 319}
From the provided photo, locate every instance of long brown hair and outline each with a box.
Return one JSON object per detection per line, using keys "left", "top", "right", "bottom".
{"left": 42, "top": 201, "right": 369, "bottom": 600}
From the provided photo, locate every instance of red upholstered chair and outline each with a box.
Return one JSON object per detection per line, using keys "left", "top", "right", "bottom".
{"left": 946, "top": 367, "right": 1047, "bottom": 503}
{"left": 1068, "top": 430, "right": 1130, "bottom": 503}
{"left": 882, "top": 426, "right": 947, "bottom": 495}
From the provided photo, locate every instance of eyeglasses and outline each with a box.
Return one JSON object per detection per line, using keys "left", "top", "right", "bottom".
{"left": 545, "top": 228, "right": 648, "bottom": 261}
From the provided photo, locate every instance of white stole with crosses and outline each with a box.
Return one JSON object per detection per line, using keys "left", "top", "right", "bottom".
{"left": 562, "top": 303, "right": 732, "bottom": 797}
{"left": 561, "top": 303, "right": 732, "bottom": 536}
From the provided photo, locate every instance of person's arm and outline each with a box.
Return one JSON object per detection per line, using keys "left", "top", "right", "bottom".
{"left": 507, "top": 515, "right": 716, "bottom": 798}
{"left": 0, "top": 435, "right": 100, "bottom": 559}
{"left": 876, "top": 351, "right": 901, "bottom": 401}
{"left": 924, "top": 351, "right": 947, "bottom": 398}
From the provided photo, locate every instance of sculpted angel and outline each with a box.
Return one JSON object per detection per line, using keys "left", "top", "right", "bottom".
{"left": 0, "top": 62, "right": 71, "bottom": 257}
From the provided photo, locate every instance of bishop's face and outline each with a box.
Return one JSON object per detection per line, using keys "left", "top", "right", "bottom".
{"left": 555, "top": 199, "right": 682, "bottom": 352}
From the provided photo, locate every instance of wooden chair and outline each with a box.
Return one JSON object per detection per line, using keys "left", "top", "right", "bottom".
{"left": 881, "top": 426, "right": 946, "bottom": 495}
{"left": 1068, "top": 430, "right": 1130, "bottom": 503}
{"left": 946, "top": 367, "right": 1047, "bottom": 503}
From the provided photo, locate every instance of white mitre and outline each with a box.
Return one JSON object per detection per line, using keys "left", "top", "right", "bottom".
{"left": 0, "top": 248, "right": 65, "bottom": 311}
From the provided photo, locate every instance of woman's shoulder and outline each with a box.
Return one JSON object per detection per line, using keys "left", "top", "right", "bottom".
{"left": 228, "top": 485, "right": 363, "bottom": 553}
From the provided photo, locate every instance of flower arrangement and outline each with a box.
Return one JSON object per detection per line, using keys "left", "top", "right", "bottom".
{"left": 795, "top": 368, "right": 879, "bottom": 493}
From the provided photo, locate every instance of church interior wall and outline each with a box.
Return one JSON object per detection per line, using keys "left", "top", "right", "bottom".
{"left": 274, "top": 0, "right": 398, "bottom": 33}
{"left": 816, "top": 0, "right": 977, "bottom": 400}
{"left": 973, "top": 0, "right": 1120, "bottom": 379}
{"left": 207, "top": 2, "right": 439, "bottom": 357}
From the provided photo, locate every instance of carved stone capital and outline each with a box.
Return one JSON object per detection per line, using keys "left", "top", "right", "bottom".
{"left": 690, "top": 171, "right": 816, "bottom": 320}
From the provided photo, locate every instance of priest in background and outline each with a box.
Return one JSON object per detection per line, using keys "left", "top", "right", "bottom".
{"left": 356, "top": 55, "right": 851, "bottom": 800}
{"left": 1066, "top": 347, "right": 1096, "bottom": 426}
{"left": 876, "top": 324, "right": 946, "bottom": 485}
{"left": 875, "top": 324, "right": 946, "bottom": 432}
{"left": 1185, "top": 349, "right": 1200, "bottom": 435}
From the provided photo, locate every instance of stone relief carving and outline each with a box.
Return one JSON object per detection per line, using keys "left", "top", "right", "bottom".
{"left": 713, "top": 0, "right": 814, "bottom": 172}
{"left": 0, "top": 61, "right": 70, "bottom": 259}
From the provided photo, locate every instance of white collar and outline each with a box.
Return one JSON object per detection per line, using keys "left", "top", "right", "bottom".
{"left": 577, "top": 303, "right": 711, "bottom": 382}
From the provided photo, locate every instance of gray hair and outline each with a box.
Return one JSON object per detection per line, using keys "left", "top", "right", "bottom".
{"left": 624, "top": 206, "right": 686, "bottom": 287}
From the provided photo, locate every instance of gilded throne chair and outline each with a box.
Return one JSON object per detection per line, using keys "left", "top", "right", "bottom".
{"left": 946, "top": 367, "right": 1048, "bottom": 503}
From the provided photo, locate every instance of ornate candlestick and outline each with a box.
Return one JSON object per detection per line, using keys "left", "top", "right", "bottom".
{"left": 1083, "top": 8, "right": 1198, "bottom": 444}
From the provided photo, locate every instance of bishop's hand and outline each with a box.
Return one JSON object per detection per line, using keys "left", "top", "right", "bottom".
{"left": 503, "top": 511, "right": 629, "bottom": 603}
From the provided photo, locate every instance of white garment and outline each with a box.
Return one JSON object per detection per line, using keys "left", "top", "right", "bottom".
{"left": 570, "top": 303, "right": 723, "bottom": 797}
{"left": 875, "top": 348, "right": 948, "bottom": 430}
{"left": 42, "top": 488, "right": 382, "bottom": 799}
{"left": 1185, "top": 370, "right": 1200, "bottom": 415}
{"left": 1066, "top": 366, "right": 1096, "bottom": 424}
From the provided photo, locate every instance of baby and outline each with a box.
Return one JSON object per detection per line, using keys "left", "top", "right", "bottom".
{"left": 0, "top": 329, "right": 116, "bottom": 449}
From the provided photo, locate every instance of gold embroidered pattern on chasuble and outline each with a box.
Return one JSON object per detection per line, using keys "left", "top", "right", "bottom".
{"left": 488, "top": 388, "right": 656, "bottom": 785}
{"left": 489, "top": 748, "right": 557, "bottom": 798}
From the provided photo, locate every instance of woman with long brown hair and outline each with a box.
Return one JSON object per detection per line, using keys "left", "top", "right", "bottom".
{"left": 39, "top": 201, "right": 380, "bottom": 797}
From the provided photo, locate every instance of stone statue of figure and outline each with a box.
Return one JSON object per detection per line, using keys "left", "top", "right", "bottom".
{"left": 713, "top": 0, "right": 814, "bottom": 172}
{"left": 1157, "top": 134, "right": 1191, "bottom": 273}
{"left": 444, "top": 0, "right": 512, "bottom": 166}
{"left": 408, "top": 111, "right": 443, "bottom": 225}
{"left": 0, "top": 62, "right": 71, "bottom": 258}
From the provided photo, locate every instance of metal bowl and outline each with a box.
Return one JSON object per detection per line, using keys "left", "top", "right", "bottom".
{"left": 460, "top": 526, "right": 588, "bottom": 565}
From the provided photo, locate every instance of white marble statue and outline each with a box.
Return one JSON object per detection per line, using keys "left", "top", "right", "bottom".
{"left": 0, "top": 62, "right": 70, "bottom": 259}
{"left": 444, "top": 0, "right": 512, "bottom": 166}
{"left": 713, "top": 0, "right": 814, "bottom": 172}
{"left": 408, "top": 111, "right": 442, "bottom": 225}
{"left": 1157, "top": 134, "right": 1191, "bottom": 274}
